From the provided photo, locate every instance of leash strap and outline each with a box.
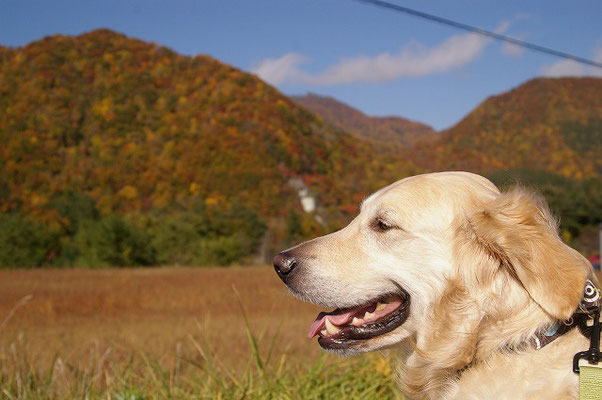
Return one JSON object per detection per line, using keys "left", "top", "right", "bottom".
{"left": 576, "top": 279, "right": 602, "bottom": 399}
{"left": 580, "top": 364, "right": 602, "bottom": 400}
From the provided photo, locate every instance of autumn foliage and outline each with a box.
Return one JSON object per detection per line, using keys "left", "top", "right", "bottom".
{"left": 411, "top": 77, "right": 602, "bottom": 179}
{"left": 0, "top": 30, "right": 600, "bottom": 267}
{"left": 292, "top": 93, "right": 436, "bottom": 147}
{"left": 0, "top": 29, "right": 417, "bottom": 267}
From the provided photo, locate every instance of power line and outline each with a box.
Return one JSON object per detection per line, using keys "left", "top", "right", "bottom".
{"left": 354, "top": 0, "right": 602, "bottom": 70}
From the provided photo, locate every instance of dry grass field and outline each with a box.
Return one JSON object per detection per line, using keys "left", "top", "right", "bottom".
{"left": 0, "top": 267, "right": 401, "bottom": 398}
{"left": 1, "top": 266, "right": 599, "bottom": 398}
{"left": 0, "top": 266, "right": 322, "bottom": 367}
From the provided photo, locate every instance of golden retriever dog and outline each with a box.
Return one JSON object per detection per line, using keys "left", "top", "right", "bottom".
{"left": 273, "top": 171, "right": 600, "bottom": 399}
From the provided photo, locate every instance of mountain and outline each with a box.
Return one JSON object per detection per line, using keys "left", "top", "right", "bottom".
{"left": 412, "top": 77, "right": 602, "bottom": 179}
{"left": 0, "top": 29, "right": 417, "bottom": 218}
{"left": 0, "top": 30, "right": 600, "bottom": 266}
{"left": 0, "top": 29, "right": 422, "bottom": 266}
{"left": 291, "top": 93, "right": 435, "bottom": 147}
{"left": 293, "top": 79, "right": 602, "bottom": 180}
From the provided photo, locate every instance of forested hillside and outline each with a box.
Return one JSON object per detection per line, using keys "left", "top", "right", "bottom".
{"left": 0, "top": 29, "right": 418, "bottom": 267}
{"left": 292, "top": 93, "right": 436, "bottom": 147}
{"left": 0, "top": 30, "right": 600, "bottom": 267}
{"left": 412, "top": 77, "right": 602, "bottom": 179}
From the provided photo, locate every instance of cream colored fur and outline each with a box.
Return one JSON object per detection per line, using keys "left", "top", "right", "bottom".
{"left": 284, "top": 171, "right": 596, "bottom": 399}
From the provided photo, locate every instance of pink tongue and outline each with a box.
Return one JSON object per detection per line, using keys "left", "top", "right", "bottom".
{"left": 307, "top": 307, "right": 362, "bottom": 338}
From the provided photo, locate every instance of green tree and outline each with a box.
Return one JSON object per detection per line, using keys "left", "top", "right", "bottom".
{"left": 0, "top": 213, "right": 56, "bottom": 267}
{"left": 72, "top": 216, "right": 155, "bottom": 267}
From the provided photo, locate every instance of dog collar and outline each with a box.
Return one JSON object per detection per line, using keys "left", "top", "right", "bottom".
{"left": 455, "top": 279, "right": 601, "bottom": 381}
{"left": 500, "top": 278, "right": 601, "bottom": 353}
{"left": 528, "top": 278, "right": 601, "bottom": 351}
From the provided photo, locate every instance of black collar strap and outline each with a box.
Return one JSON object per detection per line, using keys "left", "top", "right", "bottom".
{"left": 457, "top": 279, "right": 601, "bottom": 378}
{"left": 530, "top": 278, "right": 601, "bottom": 350}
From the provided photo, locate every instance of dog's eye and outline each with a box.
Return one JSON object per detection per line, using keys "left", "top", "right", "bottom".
{"left": 373, "top": 218, "right": 393, "bottom": 232}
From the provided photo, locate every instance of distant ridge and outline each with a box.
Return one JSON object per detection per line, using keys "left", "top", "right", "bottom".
{"left": 291, "top": 93, "right": 435, "bottom": 147}
{"left": 411, "top": 77, "right": 602, "bottom": 179}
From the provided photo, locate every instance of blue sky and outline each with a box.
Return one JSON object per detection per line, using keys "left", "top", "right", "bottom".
{"left": 2, "top": 0, "right": 601, "bottom": 130}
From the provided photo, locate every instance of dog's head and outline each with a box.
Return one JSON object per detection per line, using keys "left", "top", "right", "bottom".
{"left": 274, "top": 171, "right": 591, "bottom": 355}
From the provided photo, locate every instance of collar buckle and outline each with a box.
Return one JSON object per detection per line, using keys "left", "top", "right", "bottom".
{"left": 573, "top": 307, "right": 601, "bottom": 373}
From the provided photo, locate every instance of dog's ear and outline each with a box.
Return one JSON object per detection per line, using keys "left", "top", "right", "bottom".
{"left": 467, "top": 187, "right": 588, "bottom": 320}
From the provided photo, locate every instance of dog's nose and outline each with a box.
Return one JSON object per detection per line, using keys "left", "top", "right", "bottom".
{"left": 273, "top": 252, "right": 297, "bottom": 282}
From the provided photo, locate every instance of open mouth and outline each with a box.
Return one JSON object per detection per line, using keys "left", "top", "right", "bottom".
{"left": 308, "top": 290, "right": 410, "bottom": 350}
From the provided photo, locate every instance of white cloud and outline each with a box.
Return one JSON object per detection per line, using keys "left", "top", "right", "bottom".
{"left": 493, "top": 19, "right": 523, "bottom": 57}
{"left": 541, "top": 59, "right": 587, "bottom": 77}
{"left": 251, "top": 53, "right": 309, "bottom": 86}
{"left": 310, "top": 33, "right": 489, "bottom": 84}
{"left": 252, "top": 31, "right": 491, "bottom": 86}
{"left": 502, "top": 42, "right": 524, "bottom": 57}
{"left": 498, "top": 14, "right": 531, "bottom": 58}
{"left": 540, "top": 45, "right": 602, "bottom": 77}
{"left": 495, "top": 20, "right": 512, "bottom": 35}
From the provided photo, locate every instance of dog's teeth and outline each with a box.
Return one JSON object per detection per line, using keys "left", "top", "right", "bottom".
{"left": 320, "top": 329, "right": 328, "bottom": 336}
{"left": 352, "top": 317, "right": 364, "bottom": 326}
{"left": 376, "top": 302, "right": 387, "bottom": 311}
{"left": 364, "top": 311, "right": 375, "bottom": 320}
{"left": 325, "top": 318, "right": 341, "bottom": 335}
